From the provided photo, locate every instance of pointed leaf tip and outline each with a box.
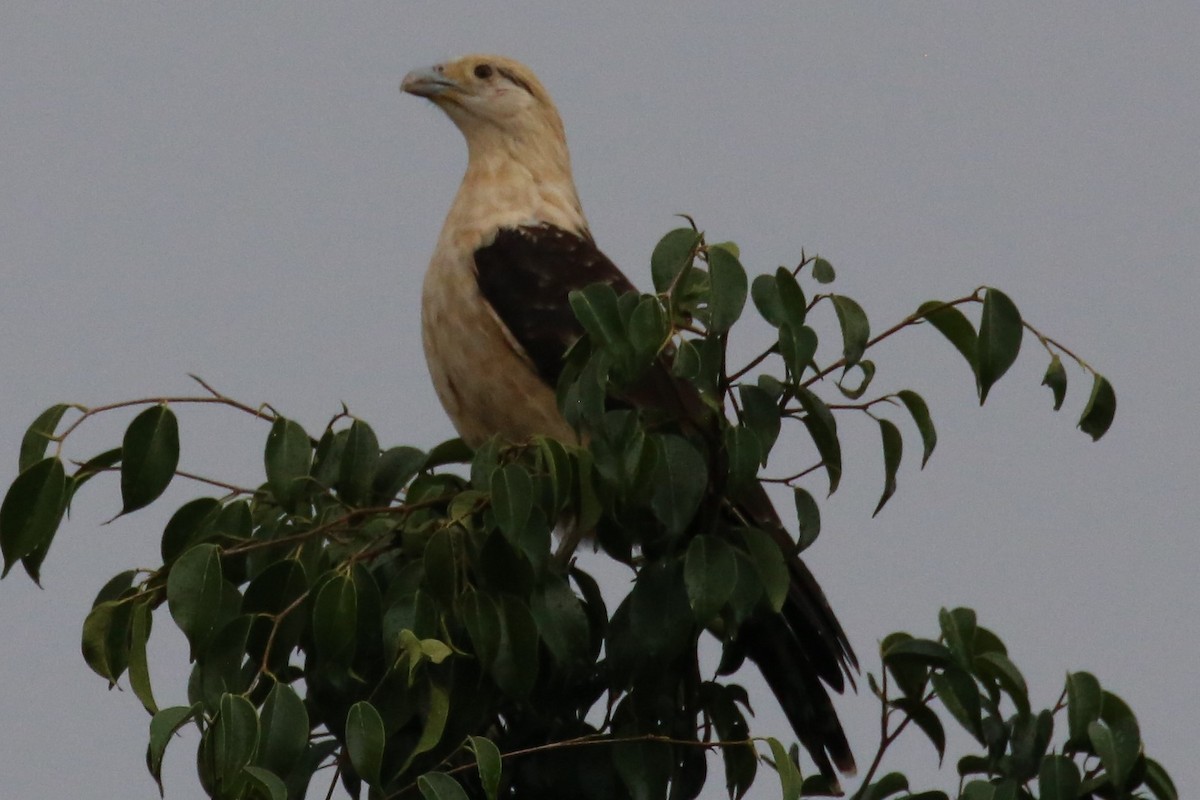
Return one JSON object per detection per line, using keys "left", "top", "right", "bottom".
{"left": 1078, "top": 374, "right": 1116, "bottom": 440}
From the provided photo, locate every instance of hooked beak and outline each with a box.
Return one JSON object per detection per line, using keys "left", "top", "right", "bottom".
{"left": 401, "top": 65, "right": 458, "bottom": 99}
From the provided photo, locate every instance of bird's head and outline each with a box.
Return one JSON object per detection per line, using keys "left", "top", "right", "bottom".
{"left": 402, "top": 54, "right": 568, "bottom": 167}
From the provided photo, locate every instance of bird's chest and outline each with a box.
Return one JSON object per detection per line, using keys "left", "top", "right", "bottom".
{"left": 421, "top": 251, "right": 577, "bottom": 447}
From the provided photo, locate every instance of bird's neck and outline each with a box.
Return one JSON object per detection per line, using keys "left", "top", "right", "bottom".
{"left": 449, "top": 124, "right": 587, "bottom": 238}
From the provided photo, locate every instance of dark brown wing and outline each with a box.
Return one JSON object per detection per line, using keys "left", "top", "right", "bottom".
{"left": 474, "top": 222, "right": 857, "bottom": 778}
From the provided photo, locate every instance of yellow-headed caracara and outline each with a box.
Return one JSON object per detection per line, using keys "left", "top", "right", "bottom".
{"left": 402, "top": 54, "right": 857, "bottom": 780}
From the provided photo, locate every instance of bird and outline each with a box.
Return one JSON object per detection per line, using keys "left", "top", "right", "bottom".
{"left": 402, "top": 54, "right": 857, "bottom": 782}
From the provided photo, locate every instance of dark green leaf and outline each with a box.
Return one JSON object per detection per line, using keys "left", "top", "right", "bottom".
{"left": 765, "top": 736, "right": 801, "bottom": 800}
{"left": 422, "top": 437, "right": 472, "bottom": 470}
{"left": 338, "top": 419, "right": 379, "bottom": 506}
{"left": 835, "top": 359, "right": 875, "bottom": 400}
{"left": 778, "top": 323, "right": 819, "bottom": 381}
{"left": 1096, "top": 690, "right": 1141, "bottom": 788}
{"left": 1, "top": 456, "right": 66, "bottom": 578}
{"left": 976, "top": 288, "right": 1023, "bottom": 404}
{"left": 724, "top": 426, "right": 762, "bottom": 495}
{"left": 346, "top": 701, "right": 385, "bottom": 786}
{"left": 890, "top": 696, "right": 946, "bottom": 763}
{"left": 460, "top": 589, "right": 502, "bottom": 670}
{"left": 738, "top": 385, "right": 781, "bottom": 459}
{"left": 707, "top": 246, "right": 748, "bottom": 333}
{"left": 312, "top": 574, "right": 357, "bottom": 664}
{"left": 859, "top": 772, "right": 908, "bottom": 800}
{"left": 751, "top": 274, "right": 785, "bottom": 327}
{"left": 1066, "top": 671, "right": 1102, "bottom": 748}
{"left": 81, "top": 598, "right": 133, "bottom": 685}
{"left": 917, "top": 300, "right": 977, "bottom": 371}
{"left": 613, "top": 737, "right": 671, "bottom": 800}
{"left": 775, "top": 267, "right": 808, "bottom": 329}
{"left": 493, "top": 595, "right": 539, "bottom": 699}
{"left": 264, "top": 417, "right": 311, "bottom": 511}
{"left": 120, "top": 405, "right": 180, "bottom": 514}
{"left": 212, "top": 693, "right": 259, "bottom": 791}
{"left": 491, "top": 464, "right": 533, "bottom": 540}
{"left": 873, "top": 418, "right": 902, "bottom": 517}
{"left": 259, "top": 681, "right": 309, "bottom": 778}
{"left": 373, "top": 445, "right": 426, "bottom": 504}
{"left": 811, "top": 257, "right": 835, "bottom": 284}
{"left": 795, "top": 389, "right": 841, "bottom": 494}
{"left": 896, "top": 390, "right": 937, "bottom": 468}
{"left": 1079, "top": 374, "right": 1116, "bottom": 441}
{"left": 1042, "top": 355, "right": 1068, "bottom": 411}
{"left": 650, "top": 228, "right": 700, "bottom": 292}
{"left": 741, "top": 527, "right": 788, "bottom": 613}
{"left": 400, "top": 681, "right": 451, "bottom": 772}
{"left": 243, "top": 766, "right": 288, "bottom": 800}
{"left": 128, "top": 600, "right": 157, "bottom": 714}
{"left": 1038, "top": 755, "right": 1081, "bottom": 800}
{"left": 19, "top": 404, "right": 70, "bottom": 473}
{"left": 147, "top": 704, "right": 201, "bottom": 789}
{"left": 1144, "top": 757, "right": 1178, "bottom": 800}
{"left": 167, "top": 543, "right": 229, "bottom": 658}
{"left": 793, "top": 487, "right": 821, "bottom": 551}
{"left": 974, "top": 651, "right": 1029, "bottom": 714}
{"left": 650, "top": 435, "right": 707, "bottom": 534}
{"left": 569, "top": 282, "right": 626, "bottom": 349}
{"left": 418, "top": 771, "right": 472, "bottom": 800}
{"left": 831, "top": 294, "right": 870, "bottom": 366}
{"left": 530, "top": 576, "right": 591, "bottom": 668}
{"left": 883, "top": 637, "right": 954, "bottom": 668}
{"left": 160, "top": 496, "right": 220, "bottom": 565}
{"left": 684, "top": 534, "right": 737, "bottom": 622}
{"left": 469, "top": 736, "right": 502, "bottom": 800}
{"left": 939, "top": 607, "right": 977, "bottom": 667}
{"left": 932, "top": 665, "right": 983, "bottom": 740}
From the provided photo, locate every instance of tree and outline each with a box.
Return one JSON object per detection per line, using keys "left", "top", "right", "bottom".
{"left": 0, "top": 224, "right": 1172, "bottom": 800}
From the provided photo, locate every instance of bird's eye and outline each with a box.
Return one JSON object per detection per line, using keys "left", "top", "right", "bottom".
{"left": 473, "top": 64, "right": 493, "bottom": 80}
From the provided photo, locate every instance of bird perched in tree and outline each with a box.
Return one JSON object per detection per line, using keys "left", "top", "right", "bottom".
{"left": 402, "top": 54, "right": 857, "bottom": 781}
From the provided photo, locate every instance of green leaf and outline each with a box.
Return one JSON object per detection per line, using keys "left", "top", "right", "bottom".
{"left": 81, "top": 598, "right": 133, "bottom": 685}
{"left": 312, "top": 574, "right": 357, "bottom": 664}
{"left": 751, "top": 273, "right": 785, "bottom": 327}
{"left": 1041, "top": 355, "right": 1068, "bottom": 411}
{"left": 883, "top": 637, "right": 954, "bottom": 669}
{"left": 147, "top": 704, "right": 201, "bottom": 790}
{"left": 530, "top": 576, "right": 591, "bottom": 668}
{"left": 931, "top": 665, "right": 983, "bottom": 740}
{"left": 400, "top": 681, "right": 451, "bottom": 772}
{"left": 738, "top": 385, "right": 781, "bottom": 459}
{"left": 490, "top": 463, "right": 533, "bottom": 540}
{"left": 160, "top": 496, "right": 219, "bottom": 565}
{"left": 166, "top": 543, "right": 229, "bottom": 657}
{"left": 120, "top": 404, "right": 180, "bottom": 514}
{"left": 1089, "top": 719, "right": 1136, "bottom": 790}
{"left": 422, "top": 437, "right": 472, "bottom": 469}
{"left": 811, "top": 257, "right": 835, "bottom": 284}
{"left": 418, "top": 771, "right": 472, "bottom": 800}
{"left": 724, "top": 426, "right": 762, "bottom": 495}
{"left": 1096, "top": 690, "right": 1142, "bottom": 788}
{"left": 917, "top": 300, "right": 977, "bottom": 371}
{"left": 1078, "top": 374, "right": 1116, "bottom": 441}
{"left": 258, "top": 682, "right": 308, "bottom": 778}
{"left": 1144, "top": 757, "right": 1178, "bottom": 800}
{"left": 778, "top": 323, "right": 818, "bottom": 381}
{"left": 373, "top": 445, "right": 427, "bottom": 503}
{"left": 1066, "top": 671, "right": 1102, "bottom": 748}
{"left": 795, "top": 389, "right": 841, "bottom": 494}
{"left": 741, "top": 527, "right": 788, "bottom": 613}
{"left": 684, "top": 534, "right": 737, "bottom": 622}
{"left": 650, "top": 435, "right": 707, "bottom": 534}
{"left": 613, "top": 736, "right": 671, "bottom": 800}
{"left": 264, "top": 417, "right": 311, "bottom": 511}
{"left": 493, "top": 596, "right": 539, "bottom": 699}
{"left": 765, "top": 736, "right": 801, "bottom": 800}
{"left": 212, "top": 693, "right": 259, "bottom": 791}
{"left": 976, "top": 288, "right": 1023, "bottom": 404}
{"left": 569, "top": 282, "right": 626, "bottom": 349}
{"left": 890, "top": 696, "right": 946, "bottom": 763}
{"left": 835, "top": 359, "right": 875, "bottom": 400}
{"left": 1, "top": 456, "right": 66, "bottom": 578}
{"left": 19, "top": 404, "right": 70, "bottom": 473}
{"left": 707, "top": 246, "right": 749, "bottom": 333}
{"left": 775, "top": 267, "right": 808, "bottom": 329}
{"left": 872, "top": 418, "right": 902, "bottom": 516}
{"left": 792, "top": 487, "right": 821, "bottom": 551}
{"left": 1038, "top": 754, "right": 1081, "bottom": 800}
{"left": 650, "top": 227, "right": 700, "bottom": 292}
{"left": 469, "top": 736, "right": 502, "bottom": 800}
{"left": 338, "top": 419, "right": 379, "bottom": 506}
{"left": 460, "top": 589, "right": 502, "bottom": 670}
{"left": 896, "top": 390, "right": 937, "bottom": 468}
{"left": 242, "top": 766, "right": 288, "bottom": 800}
{"left": 830, "top": 294, "right": 870, "bottom": 366}
{"left": 128, "top": 601, "right": 157, "bottom": 714}
{"left": 346, "top": 700, "right": 385, "bottom": 786}
{"left": 859, "top": 772, "right": 908, "bottom": 800}
{"left": 939, "top": 606, "right": 977, "bottom": 667}
{"left": 974, "top": 651, "right": 1029, "bottom": 714}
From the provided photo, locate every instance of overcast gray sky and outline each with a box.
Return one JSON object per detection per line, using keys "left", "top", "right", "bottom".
{"left": 1, "top": 4, "right": 1196, "bottom": 798}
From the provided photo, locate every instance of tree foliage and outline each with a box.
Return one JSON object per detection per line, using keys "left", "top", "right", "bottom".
{"left": 0, "top": 223, "right": 1168, "bottom": 800}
